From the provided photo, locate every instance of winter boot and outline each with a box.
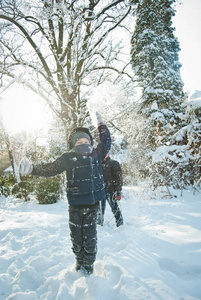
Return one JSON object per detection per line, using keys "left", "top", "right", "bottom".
{"left": 82, "top": 265, "right": 93, "bottom": 276}
{"left": 116, "top": 216, "right": 123, "bottom": 227}
{"left": 75, "top": 261, "right": 83, "bottom": 272}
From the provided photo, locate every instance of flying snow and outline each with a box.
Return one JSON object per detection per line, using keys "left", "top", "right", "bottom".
{"left": 87, "top": 82, "right": 128, "bottom": 126}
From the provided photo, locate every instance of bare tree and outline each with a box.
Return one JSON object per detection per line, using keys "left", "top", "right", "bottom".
{"left": 0, "top": 0, "right": 133, "bottom": 141}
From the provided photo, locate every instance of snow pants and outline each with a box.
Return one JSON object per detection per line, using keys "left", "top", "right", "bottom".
{"left": 98, "top": 192, "right": 123, "bottom": 226}
{"left": 69, "top": 203, "right": 99, "bottom": 266}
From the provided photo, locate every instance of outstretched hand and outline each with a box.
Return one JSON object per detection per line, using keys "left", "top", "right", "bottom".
{"left": 19, "top": 157, "right": 33, "bottom": 176}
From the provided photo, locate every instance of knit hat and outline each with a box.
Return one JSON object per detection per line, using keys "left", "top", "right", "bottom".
{"left": 72, "top": 131, "right": 91, "bottom": 146}
{"left": 68, "top": 127, "right": 93, "bottom": 150}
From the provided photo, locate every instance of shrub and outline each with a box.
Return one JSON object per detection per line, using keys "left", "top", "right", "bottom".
{"left": 11, "top": 177, "right": 34, "bottom": 201}
{"left": 35, "top": 176, "right": 60, "bottom": 204}
{"left": 0, "top": 174, "right": 16, "bottom": 198}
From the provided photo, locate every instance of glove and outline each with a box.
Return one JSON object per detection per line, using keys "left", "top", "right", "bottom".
{"left": 114, "top": 191, "right": 122, "bottom": 201}
{"left": 96, "top": 112, "right": 103, "bottom": 125}
{"left": 19, "top": 157, "right": 33, "bottom": 176}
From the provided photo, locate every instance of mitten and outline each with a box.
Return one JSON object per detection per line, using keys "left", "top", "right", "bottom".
{"left": 19, "top": 157, "right": 33, "bottom": 176}
{"left": 96, "top": 112, "right": 103, "bottom": 125}
{"left": 114, "top": 191, "right": 121, "bottom": 201}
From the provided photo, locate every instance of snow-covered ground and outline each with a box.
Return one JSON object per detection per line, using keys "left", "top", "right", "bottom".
{"left": 0, "top": 185, "right": 201, "bottom": 300}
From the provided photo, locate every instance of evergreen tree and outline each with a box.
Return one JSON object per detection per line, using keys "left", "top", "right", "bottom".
{"left": 131, "top": 0, "right": 186, "bottom": 147}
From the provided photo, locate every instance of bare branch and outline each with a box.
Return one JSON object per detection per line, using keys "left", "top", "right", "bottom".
{"left": 88, "top": 6, "right": 131, "bottom": 56}
{"left": 0, "top": 14, "right": 59, "bottom": 96}
{"left": 96, "top": 0, "right": 125, "bottom": 18}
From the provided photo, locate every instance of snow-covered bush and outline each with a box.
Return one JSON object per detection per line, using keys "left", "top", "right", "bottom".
{"left": 35, "top": 176, "right": 61, "bottom": 205}
{"left": 149, "top": 145, "right": 195, "bottom": 191}
{"left": 184, "top": 96, "right": 201, "bottom": 188}
{"left": 148, "top": 94, "right": 201, "bottom": 191}
{"left": 0, "top": 174, "right": 15, "bottom": 198}
{"left": 12, "top": 177, "right": 34, "bottom": 201}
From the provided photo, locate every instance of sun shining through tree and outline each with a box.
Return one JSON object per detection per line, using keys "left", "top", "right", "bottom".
{"left": 0, "top": 86, "right": 51, "bottom": 135}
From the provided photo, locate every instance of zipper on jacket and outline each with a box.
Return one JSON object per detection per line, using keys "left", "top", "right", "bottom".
{"left": 89, "top": 156, "right": 95, "bottom": 203}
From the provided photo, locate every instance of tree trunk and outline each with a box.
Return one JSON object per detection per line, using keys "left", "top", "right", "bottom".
{"left": 4, "top": 132, "right": 20, "bottom": 183}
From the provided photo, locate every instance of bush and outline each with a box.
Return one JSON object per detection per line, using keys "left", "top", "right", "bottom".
{"left": 11, "top": 177, "right": 34, "bottom": 201}
{"left": 0, "top": 174, "right": 16, "bottom": 198}
{"left": 149, "top": 145, "right": 196, "bottom": 192}
{"left": 35, "top": 176, "right": 60, "bottom": 204}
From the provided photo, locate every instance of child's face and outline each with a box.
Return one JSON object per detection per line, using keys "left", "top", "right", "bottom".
{"left": 75, "top": 138, "right": 90, "bottom": 146}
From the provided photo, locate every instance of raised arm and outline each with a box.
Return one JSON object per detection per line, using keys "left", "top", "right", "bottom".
{"left": 96, "top": 112, "right": 111, "bottom": 160}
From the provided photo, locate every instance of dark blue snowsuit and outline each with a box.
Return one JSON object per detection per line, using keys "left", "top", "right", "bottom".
{"left": 98, "top": 156, "right": 123, "bottom": 226}
{"left": 32, "top": 124, "right": 111, "bottom": 270}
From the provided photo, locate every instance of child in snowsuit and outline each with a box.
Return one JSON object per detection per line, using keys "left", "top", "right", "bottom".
{"left": 19, "top": 113, "right": 111, "bottom": 275}
{"left": 97, "top": 153, "right": 123, "bottom": 227}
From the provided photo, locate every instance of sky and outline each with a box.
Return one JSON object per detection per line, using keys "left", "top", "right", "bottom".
{"left": 173, "top": 0, "right": 201, "bottom": 95}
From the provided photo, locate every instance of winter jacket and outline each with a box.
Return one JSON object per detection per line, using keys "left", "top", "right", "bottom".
{"left": 102, "top": 156, "right": 123, "bottom": 193}
{"left": 32, "top": 124, "right": 111, "bottom": 206}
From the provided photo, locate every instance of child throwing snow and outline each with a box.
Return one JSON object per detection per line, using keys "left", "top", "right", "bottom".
{"left": 19, "top": 112, "right": 111, "bottom": 276}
